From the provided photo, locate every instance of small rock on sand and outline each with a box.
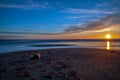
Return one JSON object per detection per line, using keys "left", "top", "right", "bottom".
{"left": 31, "top": 53, "right": 41, "bottom": 60}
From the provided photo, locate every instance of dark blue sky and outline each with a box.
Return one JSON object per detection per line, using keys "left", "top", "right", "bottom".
{"left": 0, "top": 0, "right": 119, "bottom": 39}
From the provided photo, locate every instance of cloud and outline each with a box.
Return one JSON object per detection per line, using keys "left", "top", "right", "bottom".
{"left": 0, "top": 31, "right": 62, "bottom": 35}
{"left": 65, "top": 15, "right": 88, "bottom": 20}
{"left": 64, "top": 13, "right": 120, "bottom": 33}
{"left": 0, "top": 0, "right": 50, "bottom": 9}
{"left": 85, "top": 14, "right": 120, "bottom": 30}
{"left": 64, "top": 22, "right": 86, "bottom": 33}
{"left": 61, "top": 8, "right": 114, "bottom": 14}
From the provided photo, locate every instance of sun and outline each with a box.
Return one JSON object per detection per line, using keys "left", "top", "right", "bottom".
{"left": 105, "top": 33, "right": 111, "bottom": 39}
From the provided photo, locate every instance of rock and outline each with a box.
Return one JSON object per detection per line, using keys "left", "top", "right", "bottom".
{"left": 31, "top": 53, "right": 41, "bottom": 60}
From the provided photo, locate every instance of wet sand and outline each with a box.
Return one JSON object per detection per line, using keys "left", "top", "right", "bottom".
{"left": 29, "top": 44, "right": 73, "bottom": 47}
{"left": 0, "top": 48, "right": 120, "bottom": 80}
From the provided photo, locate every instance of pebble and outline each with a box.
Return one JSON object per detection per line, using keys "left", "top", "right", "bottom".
{"left": 31, "top": 53, "right": 41, "bottom": 60}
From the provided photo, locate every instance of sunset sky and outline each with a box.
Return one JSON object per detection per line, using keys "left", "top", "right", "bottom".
{"left": 0, "top": 0, "right": 120, "bottom": 39}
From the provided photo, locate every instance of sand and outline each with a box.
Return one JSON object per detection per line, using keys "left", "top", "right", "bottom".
{"left": 0, "top": 48, "right": 120, "bottom": 80}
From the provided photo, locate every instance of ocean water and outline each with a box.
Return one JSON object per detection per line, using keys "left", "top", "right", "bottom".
{"left": 0, "top": 39, "right": 120, "bottom": 53}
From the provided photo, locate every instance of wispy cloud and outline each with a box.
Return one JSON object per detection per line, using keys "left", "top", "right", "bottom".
{"left": 0, "top": 31, "right": 61, "bottom": 35}
{"left": 61, "top": 8, "right": 114, "bottom": 14}
{"left": 65, "top": 15, "right": 88, "bottom": 20}
{"left": 0, "top": 0, "right": 50, "bottom": 9}
{"left": 64, "top": 14, "right": 120, "bottom": 33}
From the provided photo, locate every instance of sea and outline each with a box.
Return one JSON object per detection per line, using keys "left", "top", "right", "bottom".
{"left": 0, "top": 39, "right": 120, "bottom": 53}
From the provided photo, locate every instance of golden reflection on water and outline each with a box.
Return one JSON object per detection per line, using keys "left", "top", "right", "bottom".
{"left": 106, "top": 41, "right": 110, "bottom": 50}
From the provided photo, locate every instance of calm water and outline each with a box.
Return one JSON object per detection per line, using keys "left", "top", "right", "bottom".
{"left": 0, "top": 39, "right": 120, "bottom": 53}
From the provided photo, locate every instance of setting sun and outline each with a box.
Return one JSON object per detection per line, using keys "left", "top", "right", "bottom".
{"left": 106, "top": 33, "right": 111, "bottom": 39}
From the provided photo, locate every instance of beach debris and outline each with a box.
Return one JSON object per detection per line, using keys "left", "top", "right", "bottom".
{"left": 31, "top": 53, "right": 41, "bottom": 60}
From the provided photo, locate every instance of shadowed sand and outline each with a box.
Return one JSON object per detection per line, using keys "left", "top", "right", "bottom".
{"left": 0, "top": 48, "right": 120, "bottom": 80}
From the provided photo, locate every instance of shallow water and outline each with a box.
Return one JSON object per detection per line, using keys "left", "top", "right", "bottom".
{"left": 0, "top": 40, "right": 120, "bottom": 53}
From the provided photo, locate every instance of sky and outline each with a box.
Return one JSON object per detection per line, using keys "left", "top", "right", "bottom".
{"left": 0, "top": 0, "right": 120, "bottom": 39}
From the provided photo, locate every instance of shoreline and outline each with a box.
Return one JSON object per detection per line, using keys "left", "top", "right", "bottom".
{"left": 0, "top": 47, "right": 119, "bottom": 55}
{"left": 0, "top": 48, "right": 120, "bottom": 80}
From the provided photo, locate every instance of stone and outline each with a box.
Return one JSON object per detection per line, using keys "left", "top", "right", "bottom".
{"left": 31, "top": 53, "right": 41, "bottom": 60}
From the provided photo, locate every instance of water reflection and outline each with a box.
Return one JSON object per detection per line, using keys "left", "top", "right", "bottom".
{"left": 106, "top": 41, "right": 110, "bottom": 50}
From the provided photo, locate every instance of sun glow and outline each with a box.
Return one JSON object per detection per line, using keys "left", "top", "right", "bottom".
{"left": 105, "top": 33, "right": 111, "bottom": 39}
{"left": 106, "top": 41, "right": 110, "bottom": 50}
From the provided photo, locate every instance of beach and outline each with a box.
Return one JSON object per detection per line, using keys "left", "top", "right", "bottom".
{"left": 0, "top": 48, "right": 120, "bottom": 80}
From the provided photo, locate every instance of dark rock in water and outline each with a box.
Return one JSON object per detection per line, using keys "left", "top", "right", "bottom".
{"left": 31, "top": 53, "right": 41, "bottom": 60}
